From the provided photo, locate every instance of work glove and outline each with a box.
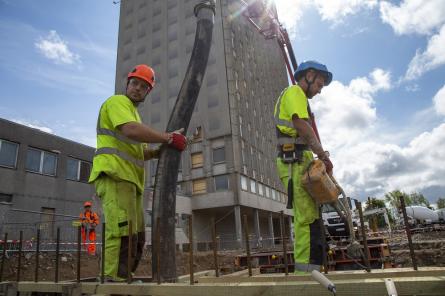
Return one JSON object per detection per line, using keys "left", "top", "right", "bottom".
{"left": 167, "top": 128, "right": 187, "bottom": 151}
{"left": 318, "top": 151, "right": 333, "bottom": 175}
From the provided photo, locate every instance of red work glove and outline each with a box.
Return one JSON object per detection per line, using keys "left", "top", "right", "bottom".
{"left": 167, "top": 129, "right": 187, "bottom": 151}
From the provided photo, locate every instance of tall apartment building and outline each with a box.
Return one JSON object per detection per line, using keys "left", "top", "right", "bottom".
{"left": 115, "top": 0, "right": 292, "bottom": 249}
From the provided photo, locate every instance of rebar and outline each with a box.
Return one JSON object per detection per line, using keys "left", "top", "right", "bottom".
{"left": 400, "top": 196, "right": 418, "bottom": 270}
{"left": 211, "top": 217, "right": 219, "bottom": 277}
{"left": 189, "top": 216, "right": 194, "bottom": 285}
{"left": 16, "top": 230, "right": 23, "bottom": 282}
{"left": 243, "top": 214, "right": 252, "bottom": 277}
{"left": 0, "top": 232, "right": 8, "bottom": 282}
{"left": 55, "top": 227, "right": 60, "bottom": 283}
{"left": 280, "top": 211, "right": 288, "bottom": 275}
{"left": 34, "top": 229, "right": 40, "bottom": 282}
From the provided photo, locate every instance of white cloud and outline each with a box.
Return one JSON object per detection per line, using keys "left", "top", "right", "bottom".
{"left": 404, "top": 24, "right": 445, "bottom": 80}
{"left": 312, "top": 69, "right": 445, "bottom": 202}
{"left": 11, "top": 119, "right": 54, "bottom": 134}
{"left": 379, "top": 0, "right": 445, "bottom": 35}
{"left": 433, "top": 84, "right": 445, "bottom": 116}
{"left": 35, "top": 30, "right": 80, "bottom": 64}
{"left": 313, "top": 0, "right": 378, "bottom": 24}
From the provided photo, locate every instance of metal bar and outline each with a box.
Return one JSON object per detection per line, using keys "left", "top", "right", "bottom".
{"left": 354, "top": 200, "right": 371, "bottom": 272}
{"left": 11, "top": 208, "right": 79, "bottom": 218}
{"left": 77, "top": 225, "right": 81, "bottom": 283}
{"left": 55, "top": 227, "right": 60, "bottom": 283}
{"left": 0, "top": 232, "right": 8, "bottom": 282}
{"left": 156, "top": 217, "right": 161, "bottom": 285}
{"left": 279, "top": 211, "right": 288, "bottom": 275}
{"left": 399, "top": 196, "right": 418, "bottom": 270}
{"left": 318, "top": 207, "right": 329, "bottom": 274}
{"left": 101, "top": 222, "right": 105, "bottom": 284}
{"left": 211, "top": 217, "right": 219, "bottom": 277}
{"left": 16, "top": 230, "right": 23, "bottom": 282}
{"left": 34, "top": 229, "right": 40, "bottom": 282}
{"left": 189, "top": 216, "right": 194, "bottom": 285}
{"left": 127, "top": 221, "right": 133, "bottom": 284}
{"left": 277, "top": 41, "right": 296, "bottom": 85}
{"left": 243, "top": 214, "right": 252, "bottom": 277}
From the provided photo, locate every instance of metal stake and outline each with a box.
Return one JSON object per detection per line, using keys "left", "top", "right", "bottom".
{"left": 243, "top": 214, "right": 252, "bottom": 277}
{"left": 34, "top": 229, "right": 40, "bottom": 282}
{"left": 55, "top": 227, "right": 60, "bottom": 283}
{"left": 76, "top": 226, "right": 81, "bottom": 283}
{"left": 127, "top": 221, "right": 133, "bottom": 284}
{"left": 399, "top": 196, "right": 418, "bottom": 270}
{"left": 211, "top": 217, "right": 219, "bottom": 277}
{"left": 280, "top": 211, "right": 288, "bottom": 275}
{"left": 0, "top": 233, "right": 8, "bottom": 282}
{"left": 189, "top": 216, "right": 194, "bottom": 285}
{"left": 354, "top": 200, "right": 371, "bottom": 272}
{"left": 101, "top": 222, "right": 105, "bottom": 284}
{"left": 318, "top": 207, "right": 329, "bottom": 274}
{"left": 156, "top": 217, "right": 161, "bottom": 285}
{"left": 16, "top": 231, "right": 23, "bottom": 282}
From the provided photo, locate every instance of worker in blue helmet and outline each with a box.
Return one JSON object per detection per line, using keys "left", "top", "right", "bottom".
{"left": 273, "top": 60, "right": 333, "bottom": 273}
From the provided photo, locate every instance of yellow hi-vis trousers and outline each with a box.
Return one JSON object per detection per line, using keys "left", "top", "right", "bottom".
{"left": 94, "top": 175, "right": 145, "bottom": 281}
{"left": 276, "top": 150, "right": 323, "bottom": 273}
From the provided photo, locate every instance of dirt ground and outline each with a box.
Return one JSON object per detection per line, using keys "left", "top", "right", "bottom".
{"left": 1, "top": 231, "right": 444, "bottom": 281}
{"left": 0, "top": 250, "right": 240, "bottom": 281}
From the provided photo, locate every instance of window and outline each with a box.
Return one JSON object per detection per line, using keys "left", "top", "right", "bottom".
{"left": 240, "top": 175, "right": 247, "bottom": 191}
{"left": 250, "top": 179, "right": 256, "bottom": 193}
{"left": 214, "top": 175, "right": 229, "bottom": 191}
{"left": 265, "top": 186, "right": 270, "bottom": 198}
{"left": 26, "top": 147, "right": 57, "bottom": 176}
{"left": 192, "top": 126, "right": 202, "bottom": 142}
{"left": 212, "top": 147, "right": 225, "bottom": 163}
{"left": 0, "top": 193, "right": 13, "bottom": 203}
{"left": 258, "top": 183, "right": 264, "bottom": 196}
{"left": 192, "top": 179, "right": 206, "bottom": 194}
{"left": 66, "top": 157, "right": 91, "bottom": 182}
{"left": 191, "top": 152, "right": 203, "bottom": 168}
{"left": 272, "top": 189, "right": 276, "bottom": 200}
{"left": 0, "top": 139, "right": 19, "bottom": 168}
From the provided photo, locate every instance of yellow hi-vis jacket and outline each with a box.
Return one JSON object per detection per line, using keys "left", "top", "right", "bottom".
{"left": 89, "top": 95, "right": 145, "bottom": 193}
{"left": 273, "top": 85, "right": 309, "bottom": 138}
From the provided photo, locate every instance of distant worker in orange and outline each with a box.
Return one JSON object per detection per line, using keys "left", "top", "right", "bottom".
{"left": 79, "top": 201, "right": 100, "bottom": 255}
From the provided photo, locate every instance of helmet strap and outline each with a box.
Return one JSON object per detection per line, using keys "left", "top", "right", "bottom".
{"left": 304, "top": 71, "right": 318, "bottom": 97}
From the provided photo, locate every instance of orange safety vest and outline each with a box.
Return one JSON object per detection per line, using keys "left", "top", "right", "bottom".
{"left": 79, "top": 211, "right": 99, "bottom": 227}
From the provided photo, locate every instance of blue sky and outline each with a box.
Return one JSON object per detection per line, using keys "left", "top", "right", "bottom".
{"left": 1, "top": 0, "right": 444, "bottom": 204}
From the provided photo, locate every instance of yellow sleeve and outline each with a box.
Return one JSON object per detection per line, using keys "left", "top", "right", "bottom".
{"left": 282, "top": 85, "right": 309, "bottom": 120}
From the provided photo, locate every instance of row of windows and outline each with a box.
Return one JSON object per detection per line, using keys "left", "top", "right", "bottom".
{"left": 0, "top": 139, "right": 91, "bottom": 182}
{"left": 240, "top": 175, "right": 285, "bottom": 202}
{"left": 191, "top": 147, "right": 225, "bottom": 169}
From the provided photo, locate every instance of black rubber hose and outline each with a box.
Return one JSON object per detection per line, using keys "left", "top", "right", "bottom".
{"left": 151, "top": 1, "right": 215, "bottom": 283}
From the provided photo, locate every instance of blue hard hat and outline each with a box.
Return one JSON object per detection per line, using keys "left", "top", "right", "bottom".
{"left": 294, "top": 60, "right": 333, "bottom": 86}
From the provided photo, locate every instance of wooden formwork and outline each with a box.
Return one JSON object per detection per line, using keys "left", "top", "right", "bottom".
{"left": 1, "top": 267, "right": 444, "bottom": 296}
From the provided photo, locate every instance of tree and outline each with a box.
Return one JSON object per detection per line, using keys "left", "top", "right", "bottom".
{"left": 409, "top": 192, "right": 430, "bottom": 208}
{"left": 437, "top": 197, "right": 445, "bottom": 209}
{"left": 364, "top": 197, "right": 386, "bottom": 210}
{"left": 384, "top": 190, "right": 411, "bottom": 210}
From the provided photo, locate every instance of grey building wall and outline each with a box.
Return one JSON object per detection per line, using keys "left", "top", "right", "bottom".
{"left": 115, "top": 0, "right": 293, "bottom": 247}
{"left": 0, "top": 118, "right": 96, "bottom": 240}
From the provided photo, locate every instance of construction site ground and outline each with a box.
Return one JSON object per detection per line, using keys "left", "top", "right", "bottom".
{"left": 1, "top": 230, "right": 445, "bottom": 282}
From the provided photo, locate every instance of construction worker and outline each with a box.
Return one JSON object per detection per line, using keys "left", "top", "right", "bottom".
{"left": 88, "top": 64, "right": 187, "bottom": 282}
{"left": 274, "top": 60, "right": 334, "bottom": 273}
{"left": 79, "top": 201, "right": 100, "bottom": 255}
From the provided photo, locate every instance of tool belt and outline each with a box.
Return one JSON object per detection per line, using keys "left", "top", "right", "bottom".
{"left": 278, "top": 143, "right": 309, "bottom": 164}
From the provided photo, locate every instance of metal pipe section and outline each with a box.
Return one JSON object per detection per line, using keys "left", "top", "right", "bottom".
{"left": 189, "top": 216, "right": 194, "bottom": 285}
{"left": 243, "top": 214, "right": 252, "bottom": 277}
{"left": 211, "top": 217, "right": 219, "bottom": 277}
{"left": 279, "top": 211, "right": 288, "bottom": 275}
{"left": 151, "top": 0, "right": 214, "bottom": 282}
{"left": 55, "top": 227, "right": 60, "bottom": 283}
{"left": 354, "top": 200, "right": 371, "bottom": 272}
{"left": 34, "top": 229, "right": 40, "bottom": 282}
{"left": 399, "top": 196, "right": 418, "bottom": 270}
{"left": 17, "top": 230, "right": 23, "bottom": 282}
{"left": 0, "top": 232, "right": 7, "bottom": 282}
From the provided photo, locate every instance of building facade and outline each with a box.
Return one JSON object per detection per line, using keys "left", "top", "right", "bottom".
{"left": 116, "top": 0, "right": 292, "bottom": 249}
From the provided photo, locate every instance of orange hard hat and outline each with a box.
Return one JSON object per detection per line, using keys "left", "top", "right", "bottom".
{"left": 128, "top": 64, "right": 155, "bottom": 88}
{"left": 84, "top": 201, "right": 92, "bottom": 207}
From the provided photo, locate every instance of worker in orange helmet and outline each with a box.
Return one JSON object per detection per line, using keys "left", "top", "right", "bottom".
{"left": 79, "top": 201, "right": 100, "bottom": 255}
{"left": 89, "top": 64, "right": 187, "bottom": 282}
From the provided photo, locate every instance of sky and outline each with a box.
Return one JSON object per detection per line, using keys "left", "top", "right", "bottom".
{"left": 0, "top": 0, "right": 444, "bottom": 204}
